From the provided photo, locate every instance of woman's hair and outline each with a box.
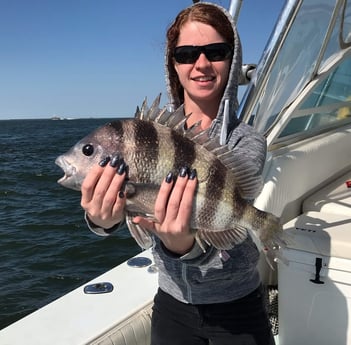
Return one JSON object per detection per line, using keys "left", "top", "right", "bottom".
{"left": 166, "top": 3, "right": 235, "bottom": 106}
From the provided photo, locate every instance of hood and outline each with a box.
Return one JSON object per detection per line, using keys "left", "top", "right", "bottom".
{"left": 164, "top": 2, "right": 242, "bottom": 143}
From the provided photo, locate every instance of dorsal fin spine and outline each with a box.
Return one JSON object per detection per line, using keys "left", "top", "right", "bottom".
{"left": 134, "top": 95, "right": 236, "bottom": 173}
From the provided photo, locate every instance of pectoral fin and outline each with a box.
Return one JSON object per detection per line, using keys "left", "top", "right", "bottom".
{"left": 125, "top": 213, "right": 154, "bottom": 249}
{"left": 197, "top": 226, "right": 248, "bottom": 250}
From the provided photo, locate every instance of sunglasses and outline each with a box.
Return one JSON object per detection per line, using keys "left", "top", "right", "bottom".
{"left": 173, "top": 43, "right": 233, "bottom": 64}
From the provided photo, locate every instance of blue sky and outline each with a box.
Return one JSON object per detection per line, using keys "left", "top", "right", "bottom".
{"left": 0, "top": 0, "right": 285, "bottom": 119}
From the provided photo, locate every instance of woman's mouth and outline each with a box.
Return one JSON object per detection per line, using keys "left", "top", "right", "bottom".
{"left": 191, "top": 76, "right": 215, "bottom": 82}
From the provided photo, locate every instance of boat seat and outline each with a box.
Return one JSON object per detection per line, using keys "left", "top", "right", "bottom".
{"left": 303, "top": 171, "right": 351, "bottom": 216}
{"left": 254, "top": 125, "right": 351, "bottom": 224}
{"left": 90, "top": 302, "right": 153, "bottom": 345}
{"left": 254, "top": 125, "right": 351, "bottom": 285}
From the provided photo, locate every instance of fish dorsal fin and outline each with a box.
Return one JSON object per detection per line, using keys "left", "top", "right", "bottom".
{"left": 134, "top": 95, "right": 198, "bottom": 136}
{"left": 134, "top": 95, "right": 262, "bottom": 199}
{"left": 134, "top": 94, "right": 184, "bottom": 125}
{"left": 135, "top": 94, "right": 162, "bottom": 121}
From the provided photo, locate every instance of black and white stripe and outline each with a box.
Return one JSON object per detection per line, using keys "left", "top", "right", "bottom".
{"left": 170, "top": 130, "right": 196, "bottom": 173}
{"left": 130, "top": 119, "right": 160, "bottom": 183}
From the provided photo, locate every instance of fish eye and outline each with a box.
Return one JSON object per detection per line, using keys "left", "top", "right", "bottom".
{"left": 82, "top": 144, "right": 94, "bottom": 156}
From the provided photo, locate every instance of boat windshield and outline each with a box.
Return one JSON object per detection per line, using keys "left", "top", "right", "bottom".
{"left": 239, "top": 0, "right": 351, "bottom": 142}
{"left": 277, "top": 56, "right": 351, "bottom": 139}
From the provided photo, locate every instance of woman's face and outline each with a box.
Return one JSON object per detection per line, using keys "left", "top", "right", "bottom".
{"left": 174, "top": 21, "right": 231, "bottom": 106}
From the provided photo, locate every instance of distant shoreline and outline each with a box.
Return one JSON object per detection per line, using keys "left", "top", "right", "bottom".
{"left": 0, "top": 116, "right": 130, "bottom": 121}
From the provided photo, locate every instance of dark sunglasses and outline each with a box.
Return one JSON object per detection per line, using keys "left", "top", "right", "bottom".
{"left": 173, "top": 43, "right": 233, "bottom": 64}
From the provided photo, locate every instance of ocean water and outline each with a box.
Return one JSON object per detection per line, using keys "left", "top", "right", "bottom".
{"left": 0, "top": 118, "right": 140, "bottom": 330}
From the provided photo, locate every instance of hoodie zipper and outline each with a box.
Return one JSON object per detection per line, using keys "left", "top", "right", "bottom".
{"left": 181, "top": 263, "right": 192, "bottom": 303}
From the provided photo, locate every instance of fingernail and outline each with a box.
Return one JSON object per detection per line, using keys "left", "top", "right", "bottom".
{"left": 189, "top": 168, "right": 197, "bottom": 180}
{"left": 110, "top": 155, "right": 120, "bottom": 168}
{"left": 117, "top": 161, "right": 126, "bottom": 175}
{"left": 99, "top": 156, "right": 110, "bottom": 167}
{"left": 165, "top": 171, "right": 173, "bottom": 183}
{"left": 124, "top": 165, "right": 129, "bottom": 178}
{"left": 179, "top": 166, "right": 188, "bottom": 178}
{"left": 118, "top": 191, "right": 125, "bottom": 198}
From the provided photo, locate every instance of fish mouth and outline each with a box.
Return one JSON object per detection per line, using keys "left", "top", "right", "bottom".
{"left": 55, "top": 156, "right": 77, "bottom": 185}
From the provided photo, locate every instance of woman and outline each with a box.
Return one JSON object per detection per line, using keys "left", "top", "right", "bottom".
{"left": 81, "top": 3, "right": 274, "bottom": 345}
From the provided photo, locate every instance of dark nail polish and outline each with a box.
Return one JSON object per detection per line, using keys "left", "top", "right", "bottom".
{"left": 189, "top": 168, "right": 197, "bottom": 180}
{"left": 118, "top": 191, "right": 124, "bottom": 198}
{"left": 124, "top": 165, "right": 129, "bottom": 178}
{"left": 110, "top": 155, "right": 120, "bottom": 168}
{"left": 165, "top": 171, "right": 173, "bottom": 183}
{"left": 179, "top": 166, "right": 188, "bottom": 178}
{"left": 99, "top": 156, "right": 110, "bottom": 167}
{"left": 117, "top": 161, "right": 126, "bottom": 175}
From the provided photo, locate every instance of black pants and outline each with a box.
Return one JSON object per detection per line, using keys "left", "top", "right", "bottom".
{"left": 151, "top": 286, "right": 275, "bottom": 345}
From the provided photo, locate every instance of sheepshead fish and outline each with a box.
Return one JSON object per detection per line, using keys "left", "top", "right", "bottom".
{"left": 55, "top": 95, "right": 284, "bottom": 255}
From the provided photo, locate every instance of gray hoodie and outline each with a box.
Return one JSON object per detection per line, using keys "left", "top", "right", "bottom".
{"left": 87, "top": 2, "right": 267, "bottom": 304}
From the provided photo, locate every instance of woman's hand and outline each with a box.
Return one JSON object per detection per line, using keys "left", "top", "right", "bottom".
{"left": 133, "top": 167, "right": 197, "bottom": 255}
{"left": 81, "top": 156, "right": 127, "bottom": 229}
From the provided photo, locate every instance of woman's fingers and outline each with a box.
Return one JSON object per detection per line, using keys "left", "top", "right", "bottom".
{"left": 80, "top": 157, "right": 127, "bottom": 228}
{"left": 154, "top": 171, "right": 175, "bottom": 224}
{"left": 93, "top": 159, "right": 123, "bottom": 202}
{"left": 164, "top": 167, "right": 189, "bottom": 222}
{"left": 177, "top": 169, "right": 197, "bottom": 225}
{"left": 156, "top": 167, "right": 197, "bottom": 225}
{"left": 81, "top": 162, "right": 106, "bottom": 206}
{"left": 98, "top": 159, "right": 127, "bottom": 212}
{"left": 132, "top": 167, "right": 198, "bottom": 255}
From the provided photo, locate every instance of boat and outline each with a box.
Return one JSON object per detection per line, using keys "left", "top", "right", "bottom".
{"left": 1, "top": 0, "right": 351, "bottom": 343}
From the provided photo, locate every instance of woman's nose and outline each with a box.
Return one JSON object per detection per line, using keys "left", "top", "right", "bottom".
{"left": 194, "top": 52, "right": 211, "bottom": 67}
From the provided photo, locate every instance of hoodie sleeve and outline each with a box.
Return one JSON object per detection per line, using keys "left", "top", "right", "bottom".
{"left": 84, "top": 212, "right": 126, "bottom": 236}
{"left": 157, "top": 239, "right": 212, "bottom": 262}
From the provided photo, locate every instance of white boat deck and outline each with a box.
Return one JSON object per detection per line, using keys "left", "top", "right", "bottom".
{"left": 0, "top": 250, "right": 158, "bottom": 345}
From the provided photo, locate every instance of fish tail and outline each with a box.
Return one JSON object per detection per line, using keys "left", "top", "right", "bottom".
{"left": 247, "top": 209, "right": 290, "bottom": 266}
{"left": 263, "top": 245, "right": 290, "bottom": 270}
